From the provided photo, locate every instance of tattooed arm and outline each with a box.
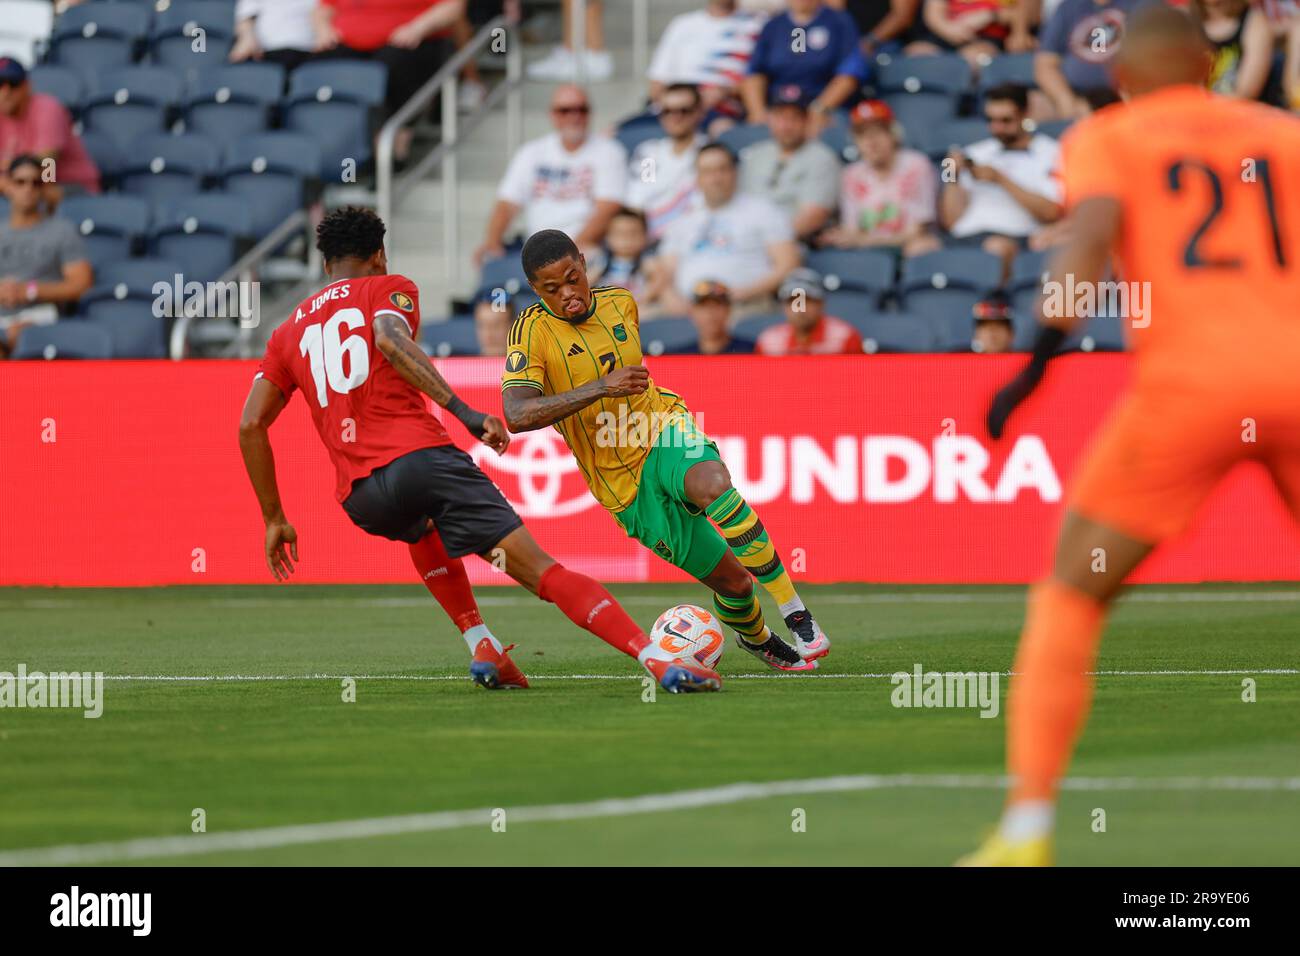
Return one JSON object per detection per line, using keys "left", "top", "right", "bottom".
{"left": 373, "top": 313, "right": 510, "bottom": 453}
{"left": 502, "top": 365, "right": 649, "bottom": 433}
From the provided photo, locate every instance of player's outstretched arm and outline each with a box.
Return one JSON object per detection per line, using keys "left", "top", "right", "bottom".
{"left": 373, "top": 313, "right": 510, "bottom": 454}
{"left": 987, "top": 196, "right": 1119, "bottom": 439}
{"left": 238, "top": 377, "right": 298, "bottom": 581}
{"left": 502, "top": 365, "right": 649, "bottom": 433}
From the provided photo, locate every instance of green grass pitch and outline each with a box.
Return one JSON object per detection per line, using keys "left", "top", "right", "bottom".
{"left": 1, "top": 583, "right": 1296, "bottom": 866}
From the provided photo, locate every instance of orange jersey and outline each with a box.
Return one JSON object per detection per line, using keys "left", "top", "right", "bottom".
{"left": 1059, "top": 85, "right": 1300, "bottom": 396}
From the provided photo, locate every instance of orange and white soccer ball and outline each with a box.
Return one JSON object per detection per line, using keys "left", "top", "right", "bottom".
{"left": 650, "top": 604, "right": 725, "bottom": 670}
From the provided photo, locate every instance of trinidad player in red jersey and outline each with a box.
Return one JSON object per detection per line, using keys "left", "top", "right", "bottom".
{"left": 237, "top": 207, "right": 720, "bottom": 694}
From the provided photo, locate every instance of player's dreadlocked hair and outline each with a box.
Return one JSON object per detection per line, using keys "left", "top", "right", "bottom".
{"left": 521, "top": 229, "right": 581, "bottom": 281}
{"left": 316, "top": 206, "right": 386, "bottom": 264}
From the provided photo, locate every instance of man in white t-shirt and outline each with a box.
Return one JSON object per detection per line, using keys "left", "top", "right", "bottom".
{"left": 625, "top": 84, "right": 707, "bottom": 241}
{"left": 647, "top": 0, "right": 766, "bottom": 117}
{"left": 474, "top": 85, "right": 627, "bottom": 266}
{"left": 649, "top": 142, "right": 800, "bottom": 316}
{"left": 939, "top": 83, "right": 1064, "bottom": 275}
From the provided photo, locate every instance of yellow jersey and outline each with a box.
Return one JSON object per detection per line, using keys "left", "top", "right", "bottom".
{"left": 501, "top": 286, "right": 690, "bottom": 513}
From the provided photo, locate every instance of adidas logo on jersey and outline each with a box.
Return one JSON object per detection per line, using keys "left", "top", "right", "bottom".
{"left": 567, "top": 344, "right": 585, "bottom": 357}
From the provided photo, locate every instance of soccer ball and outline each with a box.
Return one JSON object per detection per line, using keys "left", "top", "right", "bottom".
{"left": 649, "top": 604, "right": 725, "bottom": 670}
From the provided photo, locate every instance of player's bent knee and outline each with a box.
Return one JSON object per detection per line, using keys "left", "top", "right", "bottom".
{"left": 684, "top": 461, "right": 733, "bottom": 510}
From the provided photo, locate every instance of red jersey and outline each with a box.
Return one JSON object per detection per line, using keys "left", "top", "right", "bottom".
{"left": 755, "top": 315, "right": 864, "bottom": 356}
{"left": 321, "top": 0, "right": 455, "bottom": 52}
{"left": 256, "top": 273, "right": 451, "bottom": 502}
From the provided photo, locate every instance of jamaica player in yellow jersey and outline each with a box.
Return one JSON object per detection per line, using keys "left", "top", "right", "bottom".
{"left": 501, "top": 229, "right": 830, "bottom": 671}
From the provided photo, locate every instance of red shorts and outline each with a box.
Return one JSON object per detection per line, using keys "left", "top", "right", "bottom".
{"left": 1069, "top": 386, "right": 1300, "bottom": 542}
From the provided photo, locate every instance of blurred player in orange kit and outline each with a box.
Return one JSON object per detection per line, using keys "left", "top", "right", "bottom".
{"left": 961, "top": 5, "right": 1300, "bottom": 865}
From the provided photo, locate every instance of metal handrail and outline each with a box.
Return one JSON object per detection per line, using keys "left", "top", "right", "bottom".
{"left": 376, "top": 14, "right": 523, "bottom": 274}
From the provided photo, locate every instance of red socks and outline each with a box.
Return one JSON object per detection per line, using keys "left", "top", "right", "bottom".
{"left": 409, "top": 531, "right": 483, "bottom": 633}
{"left": 538, "top": 563, "right": 649, "bottom": 658}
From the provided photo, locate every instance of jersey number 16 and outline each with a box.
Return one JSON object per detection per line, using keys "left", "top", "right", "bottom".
{"left": 299, "top": 308, "right": 371, "bottom": 407}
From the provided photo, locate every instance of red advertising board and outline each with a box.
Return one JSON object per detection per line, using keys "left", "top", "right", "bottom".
{"left": 2, "top": 356, "right": 1297, "bottom": 586}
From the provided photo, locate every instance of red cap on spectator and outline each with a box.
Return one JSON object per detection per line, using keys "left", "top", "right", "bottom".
{"left": 849, "top": 100, "right": 894, "bottom": 128}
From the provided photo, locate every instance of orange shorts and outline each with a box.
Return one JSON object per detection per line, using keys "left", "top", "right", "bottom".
{"left": 1069, "top": 386, "right": 1300, "bottom": 543}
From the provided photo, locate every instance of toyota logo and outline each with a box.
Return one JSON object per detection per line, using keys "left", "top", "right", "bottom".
{"left": 469, "top": 430, "right": 599, "bottom": 517}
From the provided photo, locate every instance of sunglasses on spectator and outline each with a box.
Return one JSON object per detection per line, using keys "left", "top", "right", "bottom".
{"left": 659, "top": 105, "right": 698, "bottom": 117}
{"left": 552, "top": 104, "right": 590, "bottom": 115}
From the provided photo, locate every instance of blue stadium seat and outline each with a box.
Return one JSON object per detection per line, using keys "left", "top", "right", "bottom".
{"left": 477, "top": 254, "right": 530, "bottom": 298}
{"left": 919, "top": 117, "right": 991, "bottom": 160}
{"left": 804, "top": 248, "right": 896, "bottom": 300}
{"left": 849, "top": 312, "right": 939, "bottom": 353}
{"left": 49, "top": 3, "right": 150, "bottom": 78}
{"left": 182, "top": 62, "right": 284, "bottom": 139}
{"left": 877, "top": 54, "right": 973, "bottom": 95}
{"left": 978, "top": 53, "right": 1036, "bottom": 91}
{"left": 819, "top": 123, "right": 856, "bottom": 163}
{"left": 283, "top": 61, "right": 387, "bottom": 176}
{"left": 717, "top": 123, "right": 770, "bottom": 155}
{"left": 899, "top": 249, "right": 1002, "bottom": 330}
{"left": 119, "top": 132, "right": 221, "bottom": 201}
{"left": 148, "top": 191, "right": 254, "bottom": 282}
{"left": 733, "top": 313, "right": 784, "bottom": 342}
{"left": 81, "top": 257, "right": 185, "bottom": 311}
{"left": 1034, "top": 119, "right": 1073, "bottom": 139}
{"left": 422, "top": 321, "right": 481, "bottom": 358}
{"left": 58, "top": 193, "right": 151, "bottom": 268}
{"left": 1067, "top": 313, "right": 1126, "bottom": 353}
{"left": 78, "top": 130, "right": 126, "bottom": 185}
{"left": 148, "top": 1, "right": 234, "bottom": 78}
{"left": 883, "top": 91, "right": 960, "bottom": 139}
{"left": 639, "top": 318, "right": 696, "bottom": 355}
{"left": 1009, "top": 248, "right": 1049, "bottom": 290}
{"left": 80, "top": 66, "right": 185, "bottom": 146}
{"left": 84, "top": 302, "right": 168, "bottom": 358}
{"left": 13, "top": 321, "right": 114, "bottom": 360}
{"left": 220, "top": 132, "right": 322, "bottom": 236}
{"left": 823, "top": 290, "right": 878, "bottom": 321}
{"left": 29, "top": 65, "right": 86, "bottom": 115}
{"left": 615, "top": 113, "right": 664, "bottom": 156}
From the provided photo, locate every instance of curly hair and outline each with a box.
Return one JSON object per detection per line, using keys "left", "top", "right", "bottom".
{"left": 521, "top": 229, "right": 581, "bottom": 281}
{"left": 316, "top": 206, "right": 386, "bottom": 264}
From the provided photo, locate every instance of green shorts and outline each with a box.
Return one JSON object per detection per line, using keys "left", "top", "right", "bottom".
{"left": 613, "top": 415, "right": 728, "bottom": 580}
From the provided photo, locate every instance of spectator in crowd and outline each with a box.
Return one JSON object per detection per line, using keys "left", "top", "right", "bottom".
{"left": 231, "top": 0, "right": 317, "bottom": 71}
{"left": 0, "top": 58, "right": 99, "bottom": 196}
{"left": 755, "top": 268, "right": 863, "bottom": 355}
{"left": 314, "top": 0, "right": 466, "bottom": 161}
{"left": 474, "top": 85, "right": 626, "bottom": 266}
{"left": 588, "top": 207, "right": 653, "bottom": 300}
{"left": 739, "top": 85, "right": 843, "bottom": 242}
{"left": 646, "top": 1, "right": 766, "bottom": 126}
{"left": 649, "top": 142, "right": 800, "bottom": 316}
{"left": 970, "top": 294, "right": 1015, "bottom": 353}
{"left": 528, "top": 0, "right": 613, "bottom": 81}
{"left": 449, "top": 1, "right": 516, "bottom": 113}
{"left": 673, "top": 280, "right": 756, "bottom": 354}
{"left": 1035, "top": 0, "right": 1144, "bottom": 118}
{"left": 626, "top": 84, "right": 708, "bottom": 240}
{"left": 905, "top": 0, "right": 1022, "bottom": 69}
{"left": 818, "top": 99, "right": 941, "bottom": 256}
{"left": 1191, "top": 0, "right": 1273, "bottom": 100}
{"left": 830, "top": 0, "right": 923, "bottom": 58}
{"left": 743, "top": 0, "right": 869, "bottom": 127}
{"left": 939, "top": 83, "right": 1062, "bottom": 274}
{"left": 473, "top": 289, "right": 515, "bottom": 357}
{"left": 0, "top": 156, "right": 93, "bottom": 359}
{"left": 1005, "top": 0, "right": 1044, "bottom": 53}
{"left": 1288, "top": 17, "right": 1300, "bottom": 110}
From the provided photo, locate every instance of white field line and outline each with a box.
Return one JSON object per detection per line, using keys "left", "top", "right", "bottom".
{"left": 90, "top": 669, "right": 1299, "bottom": 683}
{"left": 7, "top": 590, "right": 1300, "bottom": 610}
{"left": 2, "top": 772, "right": 1297, "bottom": 867}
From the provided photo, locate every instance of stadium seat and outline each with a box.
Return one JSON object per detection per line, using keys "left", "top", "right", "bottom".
{"left": 28, "top": 65, "right": 86, "bottom": 115}
{"left": 148, "top": 191, "right": 254, "bottom": 282}
{"left": 12, "top": 321, "right": 113, "bottom": 360}
{"left": 733, "top": 313, "right": 784, "bottom": 342}
{"left": 717, "top": 123, "right": 770, "bottom": 155}
{"left": 639, "top": 318, "right": 696, "bottom": 355}
{"left": 80, "top": 66, "right": 185, "bottom": 146}
{"left": 422, "top": 321, "right": 481, "bottom": 357}
{"left": 78, "top": 130, "right": 126, "bottom": 186}
{"left": 49, "top": 3, "right": 151, "bottom": 78}
{"left": 823, "top": 290, "right": 878, "bottom": 321}
{"left": 84, "top": 302, "right": 168, "bottom": 358}
{"left": 899, "top": 249, "right": 1002, "bottom": 333}
{"left": 848, "top": 312, "right": 939, "bottom": 353}
{"left": 220, "top": 132, "right": 322, "bottom": 237}
{"left": 119, "top": 132, "right": 221, "bottom": 201}
{"left": 1067, "top": 313, "right": 1127, "bottom": 353}
{"left": 1034, "top": 119, "right": 1073, "bottom": 139}
{"left": 0, "top": 0, "right": 54, "bottom": 68}
{"left": 614, "top": 113, "right": 664, "bottom": 156}
{"left": 148, "top": 0, "right": 235, "bottom": 78}
{"left": 919, "top": 117, "right": 991, "bottom": 160}
{"left": 1009, "top": 249, "right": 1049, "bottom": 290}
{"left": 978, "top": 53, "right": 1036, "bottom": 92}
{"left": 182, "top": 62, "right": 284, "bottom": 139}
{"left": 477, "top": 254, "right": 530, "bottom": 298}
{"left": 877, "top": 55, "right": 973, "bottom": 96}
{"left": 883, "top": 91, "right": 960, "bottom": 140}
{"left": 282, "top": 60, "right": 387, "bottom": 177}
{"left": 81, "top": 257, "right": 185, "bottom": 311}
{"left": 804, "top": 248, "right": 896, "bottom": 301}
{"left": 58, "top": 194, "right": 151, "bottom": 268}
{"left": 818, "top": 123, "right": 857, "bottom": 163}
